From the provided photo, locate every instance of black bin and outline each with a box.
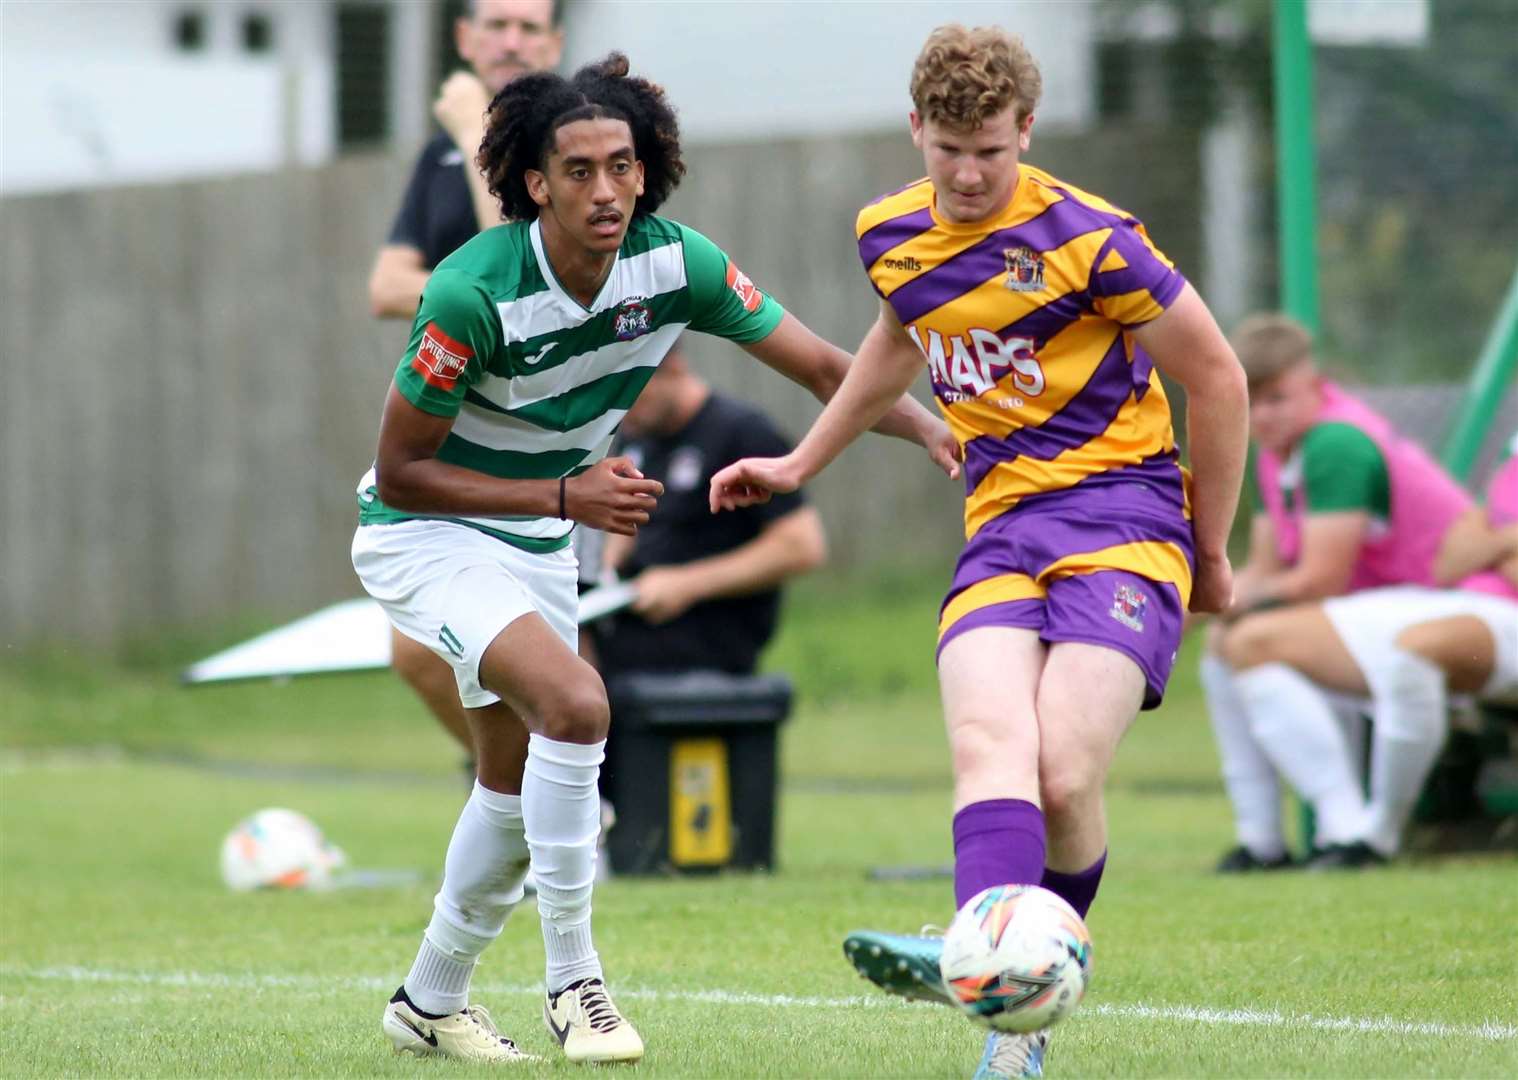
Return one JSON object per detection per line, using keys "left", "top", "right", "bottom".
{"left": 602, "top": 671, "right": 793, "bottom": 876}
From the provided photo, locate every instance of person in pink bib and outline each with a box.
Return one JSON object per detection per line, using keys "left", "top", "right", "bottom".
{"left": 1217, "top": 439, "right": 1517, "bottom": 867}
{"left": 1199, "top": 313, "right": 1474, "bottom": 871}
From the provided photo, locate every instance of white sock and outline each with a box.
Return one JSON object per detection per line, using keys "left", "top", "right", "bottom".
{"left": 1362, "top": 650, "right": 1448, "bottom": 856}
{"left": 403, "top": 782, "right": 531, "bottom": 1015}
{"left": 523, "top": 733, "right": 605, "bottom": 993}
{"left": 1237, "top": 663, "right": 1366, "bottom": 846}
{"left": 1201, "top": 654, "right": 1286, "bottom": 858}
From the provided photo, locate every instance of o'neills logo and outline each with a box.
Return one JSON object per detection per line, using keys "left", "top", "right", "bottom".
{"left": 882, "top": 255, "right": 922, "bottom": 272}
{"left": 412, "top": 321, "right": 474, "bottom": 389}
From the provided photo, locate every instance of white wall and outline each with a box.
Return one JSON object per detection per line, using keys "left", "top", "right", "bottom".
{"left": 560, "top": 0, "right": 1095, "bottom": 144}
{"left": 0, "top": 0, "right": 336, "bottom": 195}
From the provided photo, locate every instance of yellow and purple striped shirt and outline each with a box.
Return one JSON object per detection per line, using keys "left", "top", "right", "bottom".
{"left": 856, "top": 164, "right": 1190, "bottom": 539}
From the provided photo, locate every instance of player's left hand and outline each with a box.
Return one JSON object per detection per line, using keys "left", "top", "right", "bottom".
{"left": 924, "top": 419, "right": 962, "bottom": 480}
{"left": 433, "top": 71, "right": 491, "bottom": 144}
{"left": 630, "top": 566, "right": 699, "bottom": 624}
{"left": 1189, "top": 551, "right": 1235, "bottom": 615}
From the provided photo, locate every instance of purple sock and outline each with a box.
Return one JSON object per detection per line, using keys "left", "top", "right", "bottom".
{"left": 952, "top": 799, "right": 1046, "bottom": 908}
{"left": 1040, "top": 851, "right": 1107, "bottom": 919}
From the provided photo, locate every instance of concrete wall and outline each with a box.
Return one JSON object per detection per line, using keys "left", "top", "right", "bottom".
{"left": 2, "top": 124, "right": 1232, "bottom": 651}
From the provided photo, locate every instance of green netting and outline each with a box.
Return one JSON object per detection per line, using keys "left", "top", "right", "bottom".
{"left": 1095, "top": 0, "right": 1516, "bottom": 481}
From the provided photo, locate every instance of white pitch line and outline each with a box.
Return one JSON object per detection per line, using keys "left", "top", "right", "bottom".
{"left": 3, "top": 965, "right": 1513, "bottom": 1043}
{"left": 1087, "top": 1002, "right": 1517, "bottom": 1043}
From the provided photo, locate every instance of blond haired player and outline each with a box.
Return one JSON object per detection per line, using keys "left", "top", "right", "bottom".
{"left": 710, "top": 25, "right": 1247, "bottom": 1079}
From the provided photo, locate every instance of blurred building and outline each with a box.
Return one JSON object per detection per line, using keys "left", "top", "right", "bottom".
{"left": 1, "top": 0, "right": 1096, "bottom": 196}
{"left": 0, "top": 0, "right": 436, "bottom": 194}
{"left": 6, "top": 0, "right": 1511, "bottom": 652}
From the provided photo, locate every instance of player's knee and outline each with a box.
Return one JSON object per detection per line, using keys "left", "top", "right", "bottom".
{"left": 1392, "top": 620, "right": 1465, "bottom": 669}
{"left": 536, "top": 678, "right": 610, "bottom": 744}
{"left": 949, "top": 713, "right": 1032, "bottom": 780}
{"left": 1038, "top": 755, "right": 1101, "bottom": 821}
{"left": 1394, "top": 617, "right": 1494, "bottom": 695}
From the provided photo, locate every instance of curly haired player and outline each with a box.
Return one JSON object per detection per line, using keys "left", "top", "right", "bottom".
{"left": 354, "top": 53, "right": 956, "bottom": 1064}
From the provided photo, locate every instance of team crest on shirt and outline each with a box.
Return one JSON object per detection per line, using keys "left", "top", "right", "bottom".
{"left": 1109, "top": 583, "right": 1148, "bottom": 632}
{"left": 1002, "top": 246, "right": 1045, "bottom": 292}
{"left": 613, "top": 296, "right": 653, "bottom": 341}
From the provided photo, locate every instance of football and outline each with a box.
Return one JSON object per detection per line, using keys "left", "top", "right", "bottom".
{"left": 939, "top": 884, "right": 1093, "bottom": 1033}
{"left": 219, "top": 808, "right": 347, "bottom": 891}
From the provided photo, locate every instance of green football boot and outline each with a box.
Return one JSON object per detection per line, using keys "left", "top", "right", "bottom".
{"left": 843, "top": 929, "right": 954, "bottom": 1006}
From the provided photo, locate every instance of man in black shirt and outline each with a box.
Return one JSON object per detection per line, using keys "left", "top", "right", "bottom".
{"left": 597, "top": 343, "right": 828, "bottom": 677}
{"left": 368, "top": 0, "right": 564, "bottom": 317}
{"left": 366, "top": 0, "right": 564, "bottom": 754}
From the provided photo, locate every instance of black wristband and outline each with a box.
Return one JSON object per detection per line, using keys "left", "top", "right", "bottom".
{"left": 558, "top": 475, "right": 567, "bottom": 520}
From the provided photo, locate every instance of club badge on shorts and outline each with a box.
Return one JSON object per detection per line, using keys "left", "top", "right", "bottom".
{"left": 1109, "top": 583, "right": 1148, "bottom": 632}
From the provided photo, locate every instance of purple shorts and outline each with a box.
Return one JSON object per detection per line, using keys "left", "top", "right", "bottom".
{"left": 938, "top": 478, "right": 1194, "bottom": 709}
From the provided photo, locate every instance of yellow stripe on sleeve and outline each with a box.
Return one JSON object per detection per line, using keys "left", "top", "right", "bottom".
{"left": 1091, "top": 287, "right": 1170, "bottom": 327}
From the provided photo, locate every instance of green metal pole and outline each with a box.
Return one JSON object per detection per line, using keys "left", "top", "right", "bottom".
{"left": 1441, "top": 265, "right": 1518, "bottom": 481}
{"left": 1273, "top": 0, "right": 1319, "bottom": 334}
{"left": 1274, "top": 0, "right": 1323, "bottom": 854}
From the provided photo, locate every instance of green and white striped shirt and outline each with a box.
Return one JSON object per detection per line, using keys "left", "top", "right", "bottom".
{"left": 357, "top": 214, "right": 785, "bottom": 551}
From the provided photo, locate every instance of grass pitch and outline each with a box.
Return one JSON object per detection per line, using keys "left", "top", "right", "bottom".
{"left": 3, "top": 578, "right": 1515, "bottom": 1077}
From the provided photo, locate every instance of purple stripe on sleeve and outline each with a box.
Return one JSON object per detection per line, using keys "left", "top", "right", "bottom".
{"left": 857, "top": 207, "right": 936, "bottom": 270}
{"left": 962, "top": 335, "right": 1133, "bottom": 490}
{"left": 1145, "top": 267, "right": 1186, "bottom": 313}
{"left": 888, "top": 196, "right": 1117, "bottom": 325}
{"left": 1094, "top": 264, "right": 1172, "bottom": 299}
{"left": 1091, "top": 224, "right": 1159, "bottom": 287}
{"left": 1090, "top": 225, "right": 1187, "bottom": 325}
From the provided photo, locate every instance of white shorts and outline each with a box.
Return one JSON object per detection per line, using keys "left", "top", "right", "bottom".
{"left": 351, "top": 520, "right": 579, "bottom": 708}
{"left": 1323, "top": 586, "right": 1518, "bottom": 704}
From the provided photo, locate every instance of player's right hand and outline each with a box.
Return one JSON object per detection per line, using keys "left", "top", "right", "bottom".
{"left": 1189, "top": 551, "right": 1235, "bottom": 615}
{"left": 564, "top": 457, "right": 663, "bottom": 536}
{"left": 708, "top": 455, "right": 802, "bottom": 513}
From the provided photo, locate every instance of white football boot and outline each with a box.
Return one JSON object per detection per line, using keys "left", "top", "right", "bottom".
{"left": 543, "top": 978, "right": 645, "bottom": 1063}
{"left": 382, "top": 991, "right": 536, "bottom": 1063}
{"left": 974, "top": 1030, "right": 1050, "bottom": 1079}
